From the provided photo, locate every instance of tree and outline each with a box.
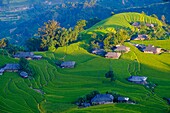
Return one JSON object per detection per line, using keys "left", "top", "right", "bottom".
{"left": 0, "top": 38, "right": 8, "bottom": 49}
{"left": 39, "top": 20, "right": 86, "bottom": 51}
{"left": 151, "top": 14, "right": 158, "bottom": 19}
{"left": 39, "top": 20, "right": 60, "bottom": 50}
{"left": 91, "top": 33, "right": 97, "bottom": 39}
{"left": 26, "top": 37, "right": 41, "bottom": 51}
{"left": 85, "top": 18, "right": 101, "bottom": 29}
{"left": 19, "top": 58, "right": 29, "bottom": 71}
{"left": 105, "top": 70, "right": 115, "bottom": 81}
{"left": 19, "top": 58, "right": 34, "bottom": 76}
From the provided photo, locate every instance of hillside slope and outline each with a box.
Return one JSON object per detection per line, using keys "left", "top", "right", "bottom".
{"left": 86, "top": 12, "right": 163, "bottom": 34}
{"left": 0, "top": 39, "right": 170, "bottom": 112}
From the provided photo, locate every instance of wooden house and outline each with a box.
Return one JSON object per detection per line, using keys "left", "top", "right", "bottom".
{"left": 128, "top": 76, "right": 147, "bottom": 84}
{"left": 0, "top": 69, "right": 4, "bottom": 75}
{"left": 118, "top": 97, "right": 129, "bottom": 103}
{"left": 92, "top": 49, "right": 105, "bottom": 56}
{"left": 143, "top": 45, "right": 162, "bottom": 54}
{"left": 61, "top": 61, "right": 76, "bottom": 68}
{"left": 3, "top": 64, "right": 20, "bottom": 72}
{"left": 105, "top": 52, "right": 121, "bottom": 59}
{"left": 13, "top": 52, "right": 34, "bottom": 59}
{"left": 20, "top": 71, "right": 28, "bottom": 78}
{"left": 114, "top": 45, "right": 130, "bottom": 53}
{"left": 131, "top": 34, "right": 148, "bottom": 40}
{"left": 91, "top": 94, "right": 114, "bottom": 105}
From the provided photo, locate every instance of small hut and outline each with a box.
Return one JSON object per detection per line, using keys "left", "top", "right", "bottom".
{"left": 128, "top": 76, "right": 147, "bottom": 84}
{"left": 131, "top": 34, "right": 148, "bottom": 40}
{"left": 91, "top": 94, "right": 114, "bottom": 105}
{"left": 0, "top": 69, "right": 5, "bottom": 75}
{"left": 20, "top": 71, "right": 28, "bottom": 78}
{"left": 118, "top": 97, "right": 129, "bottom": 103}
{"left": 105, "top": 52, "right": 121, "bottom": 59}
{"left": 32, "top": 55, "right": 42, "bottom": 60}
{"left": 3, "top": 64, "right": 20, "bottom": 72}
{"left": 92, "top": 49, "right": 105, "bottom": 56}
{"left": 13, "top": 52, "right": 34, "bottom": 59}
{"left": 143, "top": 45, "right": 162, "bottom": 54}
{"left": 60, "top": 61, "right": 76, "bottom": 68}
{"left": 114, "top": 45, "right": 130, "bottom": 53}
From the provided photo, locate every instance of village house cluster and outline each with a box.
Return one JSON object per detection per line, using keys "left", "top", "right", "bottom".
{"left": 92, "top": 45, "right": 130, "bottom": 59}
{"left": 0, "top": 52, "right": 43, "bottom": 78}
{"left": 77, "top": 93, "right": 134, "bottom": 108}
{"left": 0, "top": 63, "right": 28, "bottom": 78}
{"left": 13, "top": 52, "right": 42, "bottom": 60}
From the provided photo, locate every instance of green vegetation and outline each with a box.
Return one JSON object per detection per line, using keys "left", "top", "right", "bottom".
{"left": 19, "top": 58, "right": 34, "bottom": 76}
{"left": 0, "top": 12, "right": 170, "bottom": 113}
{"left": 32, "top": 20, "right": 86, "bottom": 51}
{"left": 86, "top": 12, "right": 164, "bottom": 34}
{"left": 0, "top": 38, "right": 170, "bottom": 112}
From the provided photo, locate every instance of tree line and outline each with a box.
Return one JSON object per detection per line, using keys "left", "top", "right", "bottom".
{"left": 26, "top": 20, "right": 86, "bottom": 51}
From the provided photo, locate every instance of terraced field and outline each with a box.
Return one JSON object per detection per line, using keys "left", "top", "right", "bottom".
{"left": 0, "top": 39, "right": 170, "bottom": 113}
{"left": 86, "top": 12, "right": 164, "bottom": 34}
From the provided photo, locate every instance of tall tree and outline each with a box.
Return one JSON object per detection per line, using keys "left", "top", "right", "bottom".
{"left": 39, "top": 20, "right": 60, "bottom": 50}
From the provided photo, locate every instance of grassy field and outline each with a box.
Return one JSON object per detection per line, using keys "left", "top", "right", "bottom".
{"left": 0, "top": 40, "right": 170, "bottom": 113}
{"left": 86, "top": 12, "right": 163, "bottom": 35}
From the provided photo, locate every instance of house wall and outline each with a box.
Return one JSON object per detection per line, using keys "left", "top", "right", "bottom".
{"left": 144, "top": 51, "right": 154, "bottom": 54}
{"left": 5, "top": 70, "right": 19, "bottom": 72}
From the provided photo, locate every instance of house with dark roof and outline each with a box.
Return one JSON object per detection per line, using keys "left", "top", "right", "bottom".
{"left": 61, "top": 61, "right": 76, "bottom": 68}
{"left": 105, "top": 52, "right": 121, "bottom": 59}
{"left": 14, "top": 52, "right": 34, "bottom": 59}
{"left": 14, "top": 52, "right": 42, "bottom": 60}
{"left": 0, "top": 69, "right": 4, "bottom": 75}
{"left": 20, "top": 71, "right": 28, "bottom": 78}
{"left": 32, "top": 55, "right": 42, "bottom": 60}
{"left": 128, "top": 76, "right": 147, "bottom": 84}
{"left": 92, "top": 49, "right": 105, "bottom": 56}
{"left": 131, "top": 34, "right": 148, "bottom": 40}
{"left": 118, "top": 97, "right": 129, "bottom": 103}
{"left": 91, "top": 94, "right": 114, "bottom": 105}
{"left": 3, "top": 63, "right": 20, "bottom": 72}
{"left": 132, "top": 22, "right": 140, "bottom": 27}
{"left": 146, "top": 23, "right": 154, "bottom": 28}
{"left": 114, "top": 45, "right": 130, "bottom": 53}
{"left": 143, "top": 45, "right": 162, "bottom": 54}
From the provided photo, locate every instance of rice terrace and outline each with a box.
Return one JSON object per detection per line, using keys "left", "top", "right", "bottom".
{"left": 0, "top": 1, "right": 170, "bottom": 113}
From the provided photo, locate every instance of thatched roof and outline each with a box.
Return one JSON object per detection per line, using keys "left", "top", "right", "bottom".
{"left": 128, "top": 76, "right": 147, "bottom": 82}
{"left": 3, "top": 64, "right": 20, "bottom": 70}
{"left": 91, "top": 94, "right": 114, "bottom": 103}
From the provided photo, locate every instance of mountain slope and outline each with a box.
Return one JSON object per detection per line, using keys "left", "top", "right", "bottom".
{"left": 86, "top": 12, "right": 163, "bottom": 34}
{"left": 0, "top": 39, "right": 170, "bottom": 112}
